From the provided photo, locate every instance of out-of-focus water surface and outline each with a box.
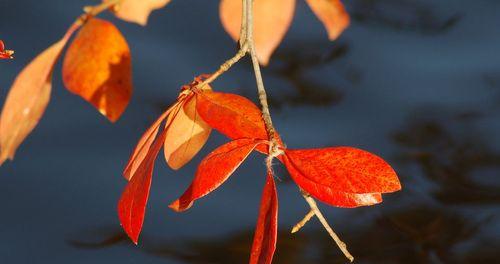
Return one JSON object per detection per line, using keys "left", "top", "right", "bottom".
{"left": 1, "top": 0, "right": 500, "bottom": 263}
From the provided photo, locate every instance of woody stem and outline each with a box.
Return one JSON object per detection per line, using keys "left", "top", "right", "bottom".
{"left": 242, "top": 0, "right": 354, "bottom": 262}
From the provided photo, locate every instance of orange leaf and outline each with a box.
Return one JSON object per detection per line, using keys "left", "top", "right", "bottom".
{"left": 220, "top": 0, "right": 295, "bottom": 65}
{"left": 305, "top": 0, "right": 350, "bottom": 40}
{"left": 62, "top": 18, "right": 132, "bottom": 122}
{"left": 196, "top": 91, "right": 268, "bottom": 141}
{"left": 164, "top": 95, "right": 211, "bottom": 170}
{"left": 123, "top": 104, "right": 177, "bottom": 180}
{"left": 0, "top": 25, "right": 79, "bottom": 165}
{"left": 105, "top": 0, "right": 171, "bottom": 26}
{"left": 169, "top": 138, "right": 263, "bottom": 212}
{"left": 118, "top": 128, "right": 167, "bottom": 244}
{"left": 250, "top": 171, "right": 278, "bottom": 264}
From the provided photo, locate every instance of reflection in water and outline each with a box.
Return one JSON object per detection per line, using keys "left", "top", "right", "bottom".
{"left": 67, "top": 205, "right": 494, "bottom": 263}
{"left": 265, "top": 44, "right": 352, "bottom": 108}
{"left": 350, "top": 0, "right": 461, "bottom": 34}
{"left": 393, "top": 111, "right": 500, "bottom": 204}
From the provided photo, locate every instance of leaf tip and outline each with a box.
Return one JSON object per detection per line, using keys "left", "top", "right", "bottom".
{"left": 168, "top": 199, "right": 192, "bottom": 212}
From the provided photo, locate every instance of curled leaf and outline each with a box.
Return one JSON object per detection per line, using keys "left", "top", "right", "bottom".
{"left": 305, "top": 0, "right": 350, "bottom": 40}
{"left": 0, "top": 25, "right": 79, "bottom": 165}
{"left": 250, "top": 171, "right": 278, "bottom": 264}
{"left": 105, "top": 0, "right": 171, "bottom": 26}
{"left": 118, "top": 128, "right": 167, "bottom": 244}
{"left": 219, "top": 0, "right": 296, "bottom": 65}
{"left": 164, "top": 95, "right": 211, "bottom": 170}
{"left": 62, "top": 18, "right": 132, "bottom": 122}
{"left": 169, "top": 138, "right": 263, "bottom": 212}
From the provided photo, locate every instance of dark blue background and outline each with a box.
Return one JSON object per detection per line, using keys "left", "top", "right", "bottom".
{"left": 1, "top": 0, "right": 500, "bottom": 263}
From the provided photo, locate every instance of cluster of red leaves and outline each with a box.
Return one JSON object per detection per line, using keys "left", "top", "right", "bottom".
{"left": 0, "top": 40, "right": 14, "bottom": 59}
{"left": 0, "top": 0, "right": 347, "bottom": 164}
{"left": 0, "top": 1, "right": 169, "bottom": 165}
{"left": 119, "top": 76, "right": 401, "bottom": 263}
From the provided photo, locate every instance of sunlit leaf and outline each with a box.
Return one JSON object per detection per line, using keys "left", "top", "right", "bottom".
{"left": 196, "top": 90, "right": 268, "bottom": 140}
{"left": 123, "top": 104, "right": 176, "bottom": 180}
{"left": 62, "top": 18, "right": 132, "bottom": 122}
{"left": 118, "top": 129, "right": 167, "bottom": 244}
{"left": 250, "top": 171, "right": 278, "bottom": 264}
{"left": 282, "top": 148, "right": 390, "bottom": 208}
{"left": 285, "top": 147, "right": 401, "bottom": 193}
{"left": 0, "top": 25, "right": 80, "bottom": 165}
{"left": 169, "top": 138, "right": 264, "bottom": 212}
{"left": 164, "top": 95, "right": 211, "bottom": 170}
{"left": 105, "top": 0, "right": 171, "bottom": 26}
{"left": 305, "top": 0, "right": 350, "bottom": 40}
{"left": 219, "top": 0, "right": 296, "bottom": 65}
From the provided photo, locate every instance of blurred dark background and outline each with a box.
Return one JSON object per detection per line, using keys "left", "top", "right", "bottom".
{"left": 1, "top": 0, "right": 500, "bottom": 263}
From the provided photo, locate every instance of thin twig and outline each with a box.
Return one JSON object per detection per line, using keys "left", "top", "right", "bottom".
{"left": 291, "top": 209, "right": 315, "bottom": 233}
{"left": 302, "top": 191, "right": 354, "bottom": 262}
{"left": 243, "top": 0, "right": 279, "bottom": 168}
{"left": 196, "top": 44, "right": 248, "bottom": 90}
{"left": 242, "top": 0, "right": 354, "bottom": 262}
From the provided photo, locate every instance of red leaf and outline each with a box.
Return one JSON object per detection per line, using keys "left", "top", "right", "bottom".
{"left": 122, "top": 104, "right": 175, "bottom": 180}
{"left": 0, "top": 25, "right": 79, "bottom": 165}
{"left": 249, "top": 172, "right": 278, "bottom": 264}
{"left": 62, "top": 18, "right": 132, "bottom": 122}
{"left": 169, "top": 138, "right": 264, "bottom": 212}
{"left": 196, "top": 90, "right": 268, "bottom": 140}
{"left": 285, "top": 147, "right": 401, "bottom": 193}
{"left": 283, "top": 151, "right": 386, "bottom": 208}
{"left": 118, "top": 129, "right": 167, "bottom": 244}
{"left": 0, "top": 40, "right": 14, "bottom": 59}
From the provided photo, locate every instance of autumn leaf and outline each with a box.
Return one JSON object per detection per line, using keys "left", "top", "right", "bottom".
{"left": 250, "top": 171, "right": 278, "bottom": 264}
{"left": 0, "top": 40, "right": 14, "bottom": 59}
{"left": 118, "top": 127, "right": 167, "bottom": 244}
{"left": 62, "top": 18, "right": 132, "bottom": 122}
{"left": 123, "top": 105, "right": 175, "bottom": 180}
{"left": 195, "top": 90, "right": 283, "bottom": 154}
{"left": 220, "top": 0, "right": 295, "bottom": 65}
{"left": 169, "top": 138, "right": 264, "bottom": 212}
{"left": 164, "top": 95, "right": 212, "bottom": 170}
{"left": 282, "top": 147, "right": 401, "bottom": 207}
{"left": 195, "top": 91, "right": 268, "bottom": 140}
{"left": 219, "top": 0, "right": 349, "bottom": 65}
{"left": 0, "top": 25, "right": 80, "bottom": 165}
{"left": 105, "top": 0, "right": 171, "bottom": 26}
{"left": 305, "top": 0, "right": 350, "bottom": 40}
